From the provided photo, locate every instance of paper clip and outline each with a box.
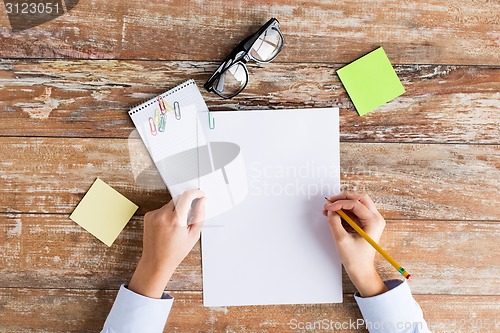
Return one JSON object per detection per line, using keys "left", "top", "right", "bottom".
{"left": 157, "top": 96, "right": 167, "bottom": 114}
{"left": 148, "top": 117, "right": 157, "bottom": 136}
{"left": 174, "top": 101, "right": 181, "bottom": 120}
{"left": 158, "top": 113, "right": 167, "bottom": 132}
{"left": 154, "top": 107, "right": 161, "bottom": 126}
{"left": 208, "top": 111, "right": 215, "bottom": 130}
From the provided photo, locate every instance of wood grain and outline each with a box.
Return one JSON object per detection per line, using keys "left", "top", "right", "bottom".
{"left": 1, "top": 137, "right": 498, "bottom": 219}
{"left": 1, "top": 1, "right": 499, "bottom": 329}
{"left": 1, "top": 214, "right": 499, "bottom": 296}
{"left": 0, "top": 1, "right": 499, "bottom": 65}
{"left": 0, "top": 288, "right": 499, "bottom": 333}
{"left": 0, "top": 60, "right": 499, "bottom": 143}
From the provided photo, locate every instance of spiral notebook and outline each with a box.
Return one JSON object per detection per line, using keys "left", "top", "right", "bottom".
{"left": 128, "top": 80, "right": 208, "bottom": 197}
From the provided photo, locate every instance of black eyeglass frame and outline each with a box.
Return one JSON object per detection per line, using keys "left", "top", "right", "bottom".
{"left": 204, "top": 18, "right": 284, "bottom": 99}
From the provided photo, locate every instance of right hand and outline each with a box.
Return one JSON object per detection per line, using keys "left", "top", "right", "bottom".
{"left": 323, "top": 191, "right": 388, "bottom": 297}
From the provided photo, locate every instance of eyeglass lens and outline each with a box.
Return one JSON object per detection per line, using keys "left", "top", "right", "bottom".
{"left": 250, "top": 27, "right": 283, "bottom": 62}
{"left": 214, "top": 62, "right": 247, "bottom": 98}
{"left": 214, "top": 24, "right": 283, "bottom": 98}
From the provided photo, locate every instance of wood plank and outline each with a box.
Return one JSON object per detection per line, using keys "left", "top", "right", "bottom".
{"left": 0, "top": 60, "right": 499, "bottom": 143}
{"left": 0, "top": 214, "right": 202, "bottom": 291}
{"left": 1, "top": 137, "right": 498, "bottom": 219}
{"left": 0, "top": 288, "right": 499, "bottom": 333}
{"left": 0, "top": 1, "right": 498, "bottom": 65}
{"left": 1, "top": 214, "right": 499, "bottom": 295}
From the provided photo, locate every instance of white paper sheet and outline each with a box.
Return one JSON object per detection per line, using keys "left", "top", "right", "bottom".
{"left": 201, "top": 108, "right": 342, "bottom": 306}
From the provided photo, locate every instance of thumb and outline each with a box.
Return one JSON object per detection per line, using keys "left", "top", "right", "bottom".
{"left": 327, "top": 210, "right": 348, "bottom": 241}
{"left": 189, "top": 197, "right": 206, "bottom": 235}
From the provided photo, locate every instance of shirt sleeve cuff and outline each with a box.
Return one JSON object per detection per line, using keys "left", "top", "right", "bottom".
{"left": 354, "top": 279, "right": 429, "bottom": 332}
{"left": 102, "top": 284, "right": 173, "bottom": 333}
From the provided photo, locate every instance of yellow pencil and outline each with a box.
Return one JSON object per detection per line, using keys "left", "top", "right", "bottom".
{"left": 325, "top": 197, "right": 411, "bottom": 280}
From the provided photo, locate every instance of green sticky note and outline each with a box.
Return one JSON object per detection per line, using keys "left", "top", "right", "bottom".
{"left": 337, "top": 47, "right": 405, "bottom": 116}
{"left": 70, "top": 178, "right": 138, "bottom": 247}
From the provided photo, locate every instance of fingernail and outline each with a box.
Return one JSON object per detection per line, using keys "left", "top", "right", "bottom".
{"left": 327, "top": 210, "right": 332, "bottom": 217}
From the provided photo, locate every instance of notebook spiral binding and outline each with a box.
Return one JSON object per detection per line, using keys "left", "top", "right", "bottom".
{"left": 128, "top": 79, "right": 196, "bottom": 116}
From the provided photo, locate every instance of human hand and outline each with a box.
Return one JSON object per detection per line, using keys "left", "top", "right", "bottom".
{"left": 128, "top": 190, "right": 206, "bottom": 299}
{"left": 323, "top": 191, "right": 388, "bottom": 297}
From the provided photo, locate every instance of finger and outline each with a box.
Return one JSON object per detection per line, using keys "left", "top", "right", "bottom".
{"left": 324, "top": 199, "right": 375, "bottom": 222}
{"left": 322, "top": 209, "right": 335, "bottom": 217}
{"left": 328, "top": 191, "right": 378, "bottom": 215}
{"left": 171, "top": 194, "right": 182, "bottom": 208}
{"left": 327, "top": 190, "right": 359, "bottom": 202}
{"left": 175, "top": 189, "right": 205, "bottom": 226}
{"left": 327, "top": 210, "right": 349, "bottom": 240}
{"left": 189, "top": 196, "right": 206, "bottom": 234}
{"left": 164, "top": 195, "right": 178, "bottom": 211}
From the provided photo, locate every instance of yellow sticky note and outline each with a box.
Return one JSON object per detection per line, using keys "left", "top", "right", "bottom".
{"left": 70, "top": 178, "right": 138, "bottom": 247}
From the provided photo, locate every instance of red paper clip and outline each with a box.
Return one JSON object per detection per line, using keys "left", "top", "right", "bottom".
{"left": 148, "top": 117, "right": 157, "bottom": 136}
{"left": 157, "top": 96, "right": 167, "bottom": 114}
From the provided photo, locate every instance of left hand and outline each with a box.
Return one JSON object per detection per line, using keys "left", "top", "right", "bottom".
{"left": 128, "top": 190, "right": 206, "bottom": 298}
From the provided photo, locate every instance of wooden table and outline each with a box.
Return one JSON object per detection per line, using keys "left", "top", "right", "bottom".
{"left": 0, "top": 1, "right": 499, "bottom": 332}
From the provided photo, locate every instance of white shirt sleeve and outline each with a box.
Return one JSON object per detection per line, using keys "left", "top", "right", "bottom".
{"left": 354, "top": 279, "right": 431, "bottom": 333}
{"left": 101, "top": 285, "right": 173, "bottom": 333}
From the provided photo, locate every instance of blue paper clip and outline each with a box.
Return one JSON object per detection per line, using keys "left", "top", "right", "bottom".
{"left": 158, "top": 113, "right": 167, "bottom": 132}
{"left": 208, "top": 111, "right": 215, "bottom": 130}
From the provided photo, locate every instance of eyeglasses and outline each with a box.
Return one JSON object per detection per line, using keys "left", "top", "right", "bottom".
{"left": 204, "top": 18, "right": 284, "bottom": 99}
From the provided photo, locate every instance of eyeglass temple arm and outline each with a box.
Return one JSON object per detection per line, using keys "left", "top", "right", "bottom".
{"left": 204, "top": 58, "right": 236, "bottom": 91}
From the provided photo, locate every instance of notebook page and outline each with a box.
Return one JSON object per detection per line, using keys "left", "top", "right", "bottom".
{"left": 128, "top": 80, "right": 208, "bottom": 195}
